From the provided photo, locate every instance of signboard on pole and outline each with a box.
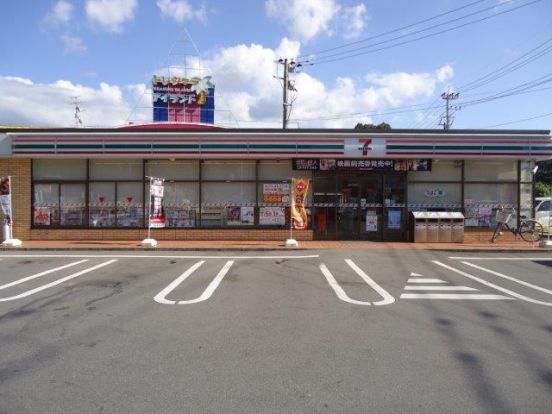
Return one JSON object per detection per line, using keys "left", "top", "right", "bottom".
{"left": 291, "top": 178, "right": 310, "bottom": 230}
{"left": 149, "top": 178, "right": 166, "bottom": 228}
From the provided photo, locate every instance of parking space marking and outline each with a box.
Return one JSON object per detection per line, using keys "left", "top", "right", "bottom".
{"left": 449, "top": 257, "right": 552, "bottom": 261}
{"left": 0, "top": 254, "right": 319, "bottom": 260}
{"left": 404, "top": 286, "right": 477, "bottom": 291}
{"left": 154, "top": 260, "right": 234, "bottom": 305}
{"left": 461, "top": 261, "right": 552, "bottom": 295}
{"left": 401, "top": 293, "right": 512, "bottom": 300}
{"left": 319, "top": 260, "right": 395, "bottom": 306}
{"left": 0, "top": 260, "right": 117, "bottom": 302}
{"left": 433, "top": 261, "right": 552, "bottom": 306}
{"left": 0, "top": 260, "right": 88, "bottom": 291}
{"left": 407, "top": 278, "right": 447, "bottom": 284}
{"left": 401, "top": 269, "right": 509, "bottom": 301}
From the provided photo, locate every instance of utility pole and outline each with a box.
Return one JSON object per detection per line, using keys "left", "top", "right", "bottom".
{"left": 440, "top": 92, "right": 459, "bottom": 130}
{"left": 275, "top": 58, "right": 300, "bottom": 129}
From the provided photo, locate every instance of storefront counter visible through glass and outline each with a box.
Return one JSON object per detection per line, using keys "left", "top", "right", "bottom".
{"left": 313, "top": 171, "right": 407, "bottom": 241}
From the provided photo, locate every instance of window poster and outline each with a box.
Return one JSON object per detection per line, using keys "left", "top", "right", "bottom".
{"left": 387, "top": 210, "right": 402, "bottom": 229}
{"left": 263, "top": 183, "right": 290, "bottom": 203}
{"left": 260, "top": 207, "right": 286, "bottom": 225}
{"left": 240, "top": 206, "right": 255, "bottom": 225}
{"left": 225, "top": 206, "right": 242, "bottom": 226}
{"left": 34, "top": 207, "right": 51, "bottom": 226}
{"left": 366, "top": 212, "right": 378, "bottom": 232}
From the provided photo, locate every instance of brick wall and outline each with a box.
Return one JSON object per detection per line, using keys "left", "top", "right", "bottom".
{"left": 0, "top": 158, "right": 31, "bottom": 240}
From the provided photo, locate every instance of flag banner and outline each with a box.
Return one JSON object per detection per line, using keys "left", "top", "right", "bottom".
{"left": 149, "top": 178, "right": 166, "bottom": 228}
{"left": 0, "top": 177, "right": 11, "bottom": 224}
{"left": 291, "top": 178, "right": 310, "bottom": 230}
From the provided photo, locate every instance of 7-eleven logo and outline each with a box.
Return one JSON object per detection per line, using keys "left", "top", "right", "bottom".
{"left": 359, "top": 139, "right": 372, "bottom": 156}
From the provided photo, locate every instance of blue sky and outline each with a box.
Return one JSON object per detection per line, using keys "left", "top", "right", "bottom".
{"left": 1, "top": 0, "right": 551, "bottom": 130}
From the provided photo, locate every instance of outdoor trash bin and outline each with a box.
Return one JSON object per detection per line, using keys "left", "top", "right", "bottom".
{"left": 450, "top": 212, "right": 465, "bottom": 243}
{"left": 438, "top": 212, "right": 452, "bottom": 243}
{"left": 412, "top": 212, "right": 428, "bottom": 242}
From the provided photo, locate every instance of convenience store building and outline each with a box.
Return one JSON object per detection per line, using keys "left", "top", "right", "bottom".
{"left": 1, "top": 125, "right": 551, "bottom": 242}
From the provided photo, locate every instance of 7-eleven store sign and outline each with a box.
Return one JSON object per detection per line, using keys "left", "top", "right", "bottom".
{"left": 344, "top": 138, "right": 386, "bottom": 157}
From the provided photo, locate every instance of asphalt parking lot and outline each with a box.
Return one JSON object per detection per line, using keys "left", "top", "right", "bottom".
{"left": 0, "top": 250, "right": 551, "bottom": 413}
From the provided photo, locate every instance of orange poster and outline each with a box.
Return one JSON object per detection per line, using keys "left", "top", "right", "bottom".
{"left": 291, "top": 178, "right": 310, "bottom": 230}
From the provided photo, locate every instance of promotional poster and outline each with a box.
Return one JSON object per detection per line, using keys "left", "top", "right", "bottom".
{"left": 290, "top": 178, "right": 310, "bottom": 230}
{"left": 0, "top": 176, "right": 12, "bottom": 225}
{"left": 149, "top": 178, "right": 166, "bottom": 228}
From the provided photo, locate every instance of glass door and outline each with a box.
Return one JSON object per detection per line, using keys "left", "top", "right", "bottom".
{"left": 337, "top": 173, "right": 360, "bottom": 239}
{"left": 313, "top": 172, "right": 337, "bottom": 240}
{"left": 383, "top": 174, "right": 407, "bottom": 241}
{"left": 359, "top": 174, "right": 383, "bottom": 240}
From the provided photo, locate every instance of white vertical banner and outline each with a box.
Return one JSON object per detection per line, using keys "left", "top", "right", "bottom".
{"left": 0, "top": 177, "right": 11, "bottom": 225}
{"left": 149, "top": 177, "right": 166, "bottom": 229}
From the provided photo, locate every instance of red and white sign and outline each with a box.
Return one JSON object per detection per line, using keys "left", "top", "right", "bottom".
{"left": 344, "top": 137, "right": 386, "bottom": 157}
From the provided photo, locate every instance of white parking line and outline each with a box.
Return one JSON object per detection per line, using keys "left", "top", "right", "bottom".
{"left": 461, "top": 261, "right": 552, "bottom": 295}
{"left": 345, "top": 260, "right": 395, "bottom": 306}
{"left": 0, "top": 254, "right": 319, "bottom": 260}
{"left": 0, "top": 260, "right": 117, "bottom": 302}
{"left": 154, "top": 261, "right": 234, "bottom": 305}
{"left": 0, "top": 260, "right": 88, "bottom": 291}
{"left": 319, "top": 260, "right": 395, "bottom": 306}
{"left": 407, "top": 278, "right": 447, "bottom": 284}
{"left": 449, "top": 257, "right": 552, "bottom": 261}
{"left": 404, "top": 286, "right": 477, "bottom": 291}
{"left": 319, "top": 264, "right": 371, "bottom": 306}
{"left": 432, "top": 261, "right": 552, "bottom": 306}
{"left": 401, "top": 293, "right": 512, "bottom": 300}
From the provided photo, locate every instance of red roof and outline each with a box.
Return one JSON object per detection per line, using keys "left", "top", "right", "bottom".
{"left": 119, "top": 122, "right": 223, "bottom": 131}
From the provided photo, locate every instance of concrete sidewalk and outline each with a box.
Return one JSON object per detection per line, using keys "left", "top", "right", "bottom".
{"left": 1, "top": 239, "right": 551, "bottom": 251}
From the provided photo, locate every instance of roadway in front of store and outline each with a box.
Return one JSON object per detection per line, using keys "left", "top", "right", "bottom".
{"left": 0, "top": 250, "right": 551, "bottom": 413}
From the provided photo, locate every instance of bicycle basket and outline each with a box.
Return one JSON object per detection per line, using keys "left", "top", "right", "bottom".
{"left": 495, "top": 209, "right": 513, "bottom": 224}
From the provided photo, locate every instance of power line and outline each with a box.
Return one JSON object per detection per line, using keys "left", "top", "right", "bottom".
{"left": 308, "top": 0, "right": 542, "bottom": 66}
{"left": 299, "top": 0, "right": 489, "bottom": 60}
{"left": 482, "top": 110, "right": 552, "bottom": 128}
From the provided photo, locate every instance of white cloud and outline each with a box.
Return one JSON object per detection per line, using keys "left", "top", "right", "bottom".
{"left": 436, "top": 64, "right": 454, "bottom": 83}
{"left": 0, "top": 76, "right": 131, "bottom": 127}
{"left": 44, "top": 0, "right": 74, "bottom": 26}
{"left": 0, "top": 41, "right": 454, "bottom": 128}
{"left": 156, "top": 0, "right": 207, "bottom": 23}
{"left": 61, "top": 35, "right": 88, "bottom": 54}
{"left": 341, "top": 4, "right": 367, "bottom": 39}
{"left": 266, "top": 0, "right": 341, "bottom": 42}
{"left": 85, "top": 0, "right": 137, "bottom": 33}
{"left": 265, "top": 0, "right": 368, "bottom": 41}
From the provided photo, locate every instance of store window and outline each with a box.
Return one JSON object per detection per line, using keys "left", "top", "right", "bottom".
{"left": 408, "top": 183, "right": 461, "bottom": 209}
{"left": 201, "top": 183, "right": 255, "bottom": 227}
{"left": 90, "top": 160, "right": 142, "bottom": 180}
{"left": 116, "top": 182, "right": 144, "bottom": 227}
{"left": 408, "top": 160, "right": 461, "bottom": 182}
{"left": 60, "top": 184, "right": 86, "bottom": 226}
{"left": 146, "top": 182, "right": 199, "bottom": 228}
{"left": 33, "top": 159, "right": 86, "bottom": 180}
{"left": 89, "top": 183, "right": 116, "bottom": 227}
{"left": 202, "top": 160, "right": 256, "bottom": 180}
{"left": 33, "top": 184, "right": 60, "bottom": 226}
{"left": 464, "top": 160, "right": 517, "bottom": 181}
{"left": 464, "top": 183, "right": 518, "bottom": 227}
{"left": 146, "top": 160, "right": 199, "bottom": 180}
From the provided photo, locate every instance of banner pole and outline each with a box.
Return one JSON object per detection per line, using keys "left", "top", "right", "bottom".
{"left": 147, "top": 176, "right": 152, "bottom": 241}
{"left": 8, "top": 176, "right": 12, "bottom": 240}
{"left": 289, "top": 178, "right": 293, "bottom": 241}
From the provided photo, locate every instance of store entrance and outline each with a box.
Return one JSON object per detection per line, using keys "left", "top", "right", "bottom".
{"left": 313, "top": 171, "right": 407, "bottom": 241}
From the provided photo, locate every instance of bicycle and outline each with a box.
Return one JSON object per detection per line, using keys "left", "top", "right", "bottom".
{"left": 491, "top": 206, "right": 544, "bottom": 243}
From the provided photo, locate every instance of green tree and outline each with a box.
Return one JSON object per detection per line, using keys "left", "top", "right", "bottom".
{"left": 535, "top": 160, "right": 552, "bottom": 197}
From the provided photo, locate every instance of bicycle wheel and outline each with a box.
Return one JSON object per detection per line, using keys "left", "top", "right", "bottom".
{"left": 519, "top": 220, "right": 544, "bottom": 242}
{"left": 491, "top": 223, "right": 503, "bottom": 243}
